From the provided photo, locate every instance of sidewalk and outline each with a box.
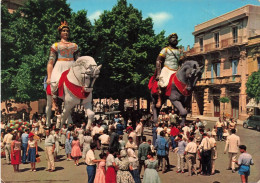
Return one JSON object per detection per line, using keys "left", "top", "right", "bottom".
{"left": 187, "top": 114, "right": 244, "bottom": 125}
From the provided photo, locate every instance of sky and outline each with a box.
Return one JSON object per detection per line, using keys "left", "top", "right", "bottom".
{"left": 67, "top": 0, "right": 260, "bottom": 48}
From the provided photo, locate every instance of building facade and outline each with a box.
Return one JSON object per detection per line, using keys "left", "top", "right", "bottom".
{"left": 2, "top": 0, "right": 27, "bottom": 13}
{"left": 185, "top": 5, "right": 260, "bottom": 120}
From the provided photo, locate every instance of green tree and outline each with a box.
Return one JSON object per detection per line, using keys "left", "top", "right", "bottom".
{"left": 246, "top": 70, "right": 260, "bottom": 103}
{"left": 93, "top": 0, "right": 166, "bottom": 110}
{"left": 1, "top": 0, "right": 93, "bottom": 103}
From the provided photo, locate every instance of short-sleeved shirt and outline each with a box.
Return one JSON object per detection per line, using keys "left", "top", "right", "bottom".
{"left": 185, "top": 142, "right": 197, "bottom": 153}
{"left": 238, "top": 153, "right": 254, "bottom": 166}
{"left": 45, "top": 135, "right": 55, "bottom": 146}
{"left": 106, "top": 154, "right": 115, "bottom": 167}
{"left": 3, "top": 133, "right": 13, "bottom": 144}
{"left": 86, "top": 149, "right": 95, "bottom": 165}
{"left": 159, "top": 47, "right": 180, "bottom": 70}
{"left": 21, "top": 133, "right": 29, "bottom": 144}
{"left": 177, "top": 140, "right": 187, "bottom": 154}
{"left": 99, "top": 134, "right": 109, "bottom": 144}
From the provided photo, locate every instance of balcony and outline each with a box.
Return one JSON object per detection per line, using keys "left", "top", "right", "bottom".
{"left": 197, "top": 75, "right": 241, "bottom": 86}
{"left": 185, "top": 36, "right": 243, "bottom": 56}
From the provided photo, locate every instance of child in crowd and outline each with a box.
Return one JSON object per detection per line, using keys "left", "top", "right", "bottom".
{"left": 119, "top": 135, "right": 126, "bottom": 150}
{"left": 71, "top": 135, "right": 82, "bottom": 166}
{"left": 222, "top": 127, "right": 229, "bottom": 141}
{"left": 211, "top": 125, "right": 217, "bottom": 140}
{"left": 94, "top": 152, "right": 107, "bottom": 183}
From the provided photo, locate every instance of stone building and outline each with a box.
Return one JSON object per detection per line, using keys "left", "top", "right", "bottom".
{"left": 185, "top": 5, "right": 260, "bottom": 120}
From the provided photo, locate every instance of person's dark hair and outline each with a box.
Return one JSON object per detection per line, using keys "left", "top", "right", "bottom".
{"left": 190, "top": 132, "right": 195, "bottom": 136}
{"left": 90, "top": 142, "right": 97, "bottom": 149}
{"left": 55, "top": 128, "right": 60, "bottom": 132}
{"left": 148, "top": 139, "right": 151, "bottom": 143}
{"left": 202, "top": 133, "right": 207, "bottom": 137}
{"left": 7, "top": 129, "right": 12, "bottom": 133}
{"left": 128, "top": 137, "right": 133, "bottom": 140}
{"left": 147, "top": 151, "right": 155, "bottom": 157}
{"left": 178, "top": 134, "right": 183, "bottom": 139}
{"left": 159, "top": 123, "right": 163, "bottom": 127}
{"left": 142, "top": 136, "right": 146, "bottom": 142}
{"left": 189, "top": 137, "right": 194, "bottom": 142}
{"left": 99, "top": 152, "right": 106, "bottom": 159}
{"left": 12, "top": 133, "right": 18, "bottom": 140}
{"left": 108, "top": 148, "right": 114, "bottom": 154}
{"left": 103, "top": 129, "right": 108, "bottom": 134}
{"left": 231, "top": 129, "right": 236, "bottom": 134}
{"left": 110, "top": 126, "right": 115, "bottom": 132}
{"left": 239, "top": 145, "right": 246, "bottom": 151}
{"left": 25, "top": 129, "right": 29, "bottom": 133}
{"left": 62, "top": 124, "right": 67, "bottom": 128}
{"left": 129, "top": 122, "right": 132, "bottom": 126}
{"left": 68, "top": 126, "right": 74, "bottom": 131}
{"left": 160, "top": 131, "right": 165, "bottom": 137}
{"left": 73, "top": 135, "right": 78, "bottom": 141}
{"left": 119, "top": 135, "right": 123, "bottom": 140}
{"left": 85, "top": 130, "right": 91, "bottom": 136}
{"left": 199, "top": 129, "right": 204, "bottom": 133}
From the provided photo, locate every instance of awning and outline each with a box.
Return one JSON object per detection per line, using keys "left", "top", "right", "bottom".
{"left": 246, "top": 99, "right": 260, "bottom": 109}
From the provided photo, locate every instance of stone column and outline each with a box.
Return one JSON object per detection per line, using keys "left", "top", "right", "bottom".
{"left": 203, "top": 88, "right": 212, "bottom": 116}
{"left": 220, "top": 87, "right": 226, "bottom": 117}
{"left": 239, "top": 49, "right": 248, "bottom": 120}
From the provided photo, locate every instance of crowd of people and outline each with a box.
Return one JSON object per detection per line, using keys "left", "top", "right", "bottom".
{"left": 1, "top": 111, "right": 254, "bottom": 183}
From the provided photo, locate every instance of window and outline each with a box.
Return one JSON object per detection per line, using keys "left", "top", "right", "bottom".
{"left": 232, "top": 60, "right": 238, "bottom": 75}
{"left": 232, "top": 27, "right": 238, "bottom": 43}
{"left": 199, "top": 38, "right": 203, "bottom": 51}
{"left": 214, "top": 33, "right": 219, "bottom": 48}
{"left": 214, "top": 63, "right": 220, "bottom": 77}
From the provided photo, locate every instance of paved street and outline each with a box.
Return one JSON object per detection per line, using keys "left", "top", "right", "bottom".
{"left": 1, "top": 120, "right": 260, "bottom": 183}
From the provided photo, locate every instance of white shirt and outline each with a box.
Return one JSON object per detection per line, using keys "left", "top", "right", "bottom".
{"left": 3, "top": 133, "right": 13, "bottom": 144}
{"left": 85, "top": 149, "right": 95, "bottom": 165}
{"left": 209, "top": 137, "right": 216, "bottom": 148}
{"left": 182, "top": 126, "right": 190, "bottom": 138}
{"left": 136, "top": 124, "right": 142, "bottom": 136}
{"left": 129, "top": 131, "right": 137, "bottom": 143}
{"left": 157, "top": 127, "right": 163, "bottom": 135}
{"left": 199, "top": 137, "right": 211, "bottom": 151}
{"left": 91, "top": 126, "right": 104, "bottom": 136}
{"left": 99, "top": 134, "right": 110, "bottom": 144}
{"left": 106, "top": 154, "right": 115, "bottom": 167}
{"left": 125, "top": 141, "right": 138, "bottom": 150}
{"left": 185, "top": 142, "right": 197, "bottom": 153}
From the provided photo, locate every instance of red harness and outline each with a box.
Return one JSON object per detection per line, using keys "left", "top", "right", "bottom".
{"left": 148, "top": 72, "right": 191, "bottom": 97}
{"left": 46, "top": 69, "right": 90, "bottom": 99}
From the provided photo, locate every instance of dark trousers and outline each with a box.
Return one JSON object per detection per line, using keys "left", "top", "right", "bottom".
{"left": 87, "top": 165, "right": 96, "bottom": 183}
{"left": 201, "top": 150, "right": 211, "bottom": 175}
{"left": 136, "top": 136, "right": 142, "bottom": 147}
{"left": 138, "top": 160, "right": 145, "bottom": 174}
{"left": 217, "top": 127, "right": 223, "bottom": 141}
{"left": 22, "top": 143, "right": 28, "bottom": 163}
{"left": 157, "top": 155, "right": 167, "bottom": 171}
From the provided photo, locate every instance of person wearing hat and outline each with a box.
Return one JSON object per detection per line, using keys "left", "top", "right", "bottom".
{"left": 155, "top": 33, "right": 183, "bottom": 108}
{"left": 46, "top": 21, "right": 80, "bottom": 109}
{"left": 26, "top": 132, "right": 38, "bottom": 171}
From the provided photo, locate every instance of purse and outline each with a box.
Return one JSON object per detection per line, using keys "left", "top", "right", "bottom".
{"left": 36, "top": 155, "right": 41, "bottom": 163}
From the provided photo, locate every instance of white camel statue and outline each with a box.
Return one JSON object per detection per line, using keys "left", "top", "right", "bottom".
{"left": 45, "top": 56, "right": 101, "bottom": 129}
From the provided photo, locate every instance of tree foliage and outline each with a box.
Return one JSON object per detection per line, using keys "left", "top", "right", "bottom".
{"left": 246, "top": 70, "right": 260, "bottom": 103}
{"left": 1, "top": 0, "right": 166, "bottom": 107}
{"left": 93, "top": 0, "right": 166, "bottom": 105}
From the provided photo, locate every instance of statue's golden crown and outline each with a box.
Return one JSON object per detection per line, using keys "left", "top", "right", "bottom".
{"left": 58, "top": 21, "right": 69, "bottom": 31}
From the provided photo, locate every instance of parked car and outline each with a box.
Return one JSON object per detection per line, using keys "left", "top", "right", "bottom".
{"left": 243, "top": 115, "right": 260, "bottom": 131}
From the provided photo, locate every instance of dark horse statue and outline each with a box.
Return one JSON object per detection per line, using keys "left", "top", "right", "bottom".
{"left": 150, "top": 60, "right": 203, "bottom": 126}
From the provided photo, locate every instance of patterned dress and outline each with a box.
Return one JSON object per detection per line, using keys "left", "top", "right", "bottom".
{"left": 116, "top": 158, "right": 135, "bottom": 183}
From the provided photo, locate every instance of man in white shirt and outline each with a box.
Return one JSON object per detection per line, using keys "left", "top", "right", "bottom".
{"left": 99, "top": 130, "right": 110, "bottom": 151}
{"left": 45, "top": 128, "right": 55, "bottom": 172}
{"left": 125, "top": 137, "right": 138, "bottom": 150}
{"left": 169, "top": 110, "right": 177, "bottom": 124}
{"left": 209, "top": 134, "right": 217, "bottom": 175}
{"left": 3, "top": 129, "right": 13, "bottom": 164}
{"left": 199, "top": 133, "right": 211, "bottom": 175}
{"left": 224, "top": 129, "right": 240, "bottom": 173}
{"left": 182, "top": 123, "right": 191, "bottom": 140}
{"left": 135, "top": 121, "right": 143, "bottom": 146}
{"left": 129, "top": 129, "right": 137, "bottom": 144}
{"left": 86, "top": 143, "right": 103, "bottom": 183}
{"left": 92, "top": 123, "right": 104, "bottom": 150}
{"left": 184, "top": 137, "right": 198, "bottom": 176}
